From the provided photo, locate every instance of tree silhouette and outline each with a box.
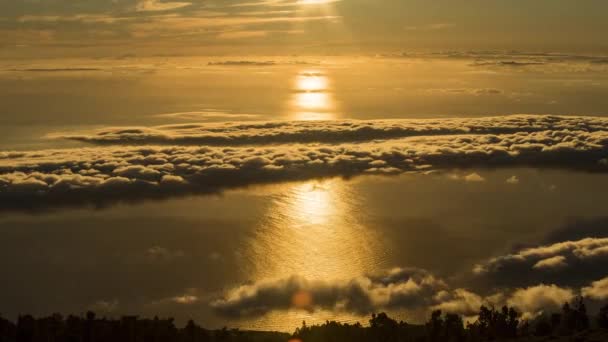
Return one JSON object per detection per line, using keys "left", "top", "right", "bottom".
{"left": 599, "top": 304, "right": 608, "bottom": 330}
{"left": 0, "top": 305, "right": 606, "bottom": 342}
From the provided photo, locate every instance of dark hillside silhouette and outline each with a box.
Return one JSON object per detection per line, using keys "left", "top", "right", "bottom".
{"left": 1, "top": 299, "right": 608, "bottom": 342}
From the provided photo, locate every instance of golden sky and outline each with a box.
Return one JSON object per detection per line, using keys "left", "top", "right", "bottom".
{"left": 2, "top": 0, "right": 608, "bottom": 57}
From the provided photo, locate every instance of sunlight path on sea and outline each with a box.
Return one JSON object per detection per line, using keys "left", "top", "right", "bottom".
{"left": 290, "top": 70, "right": 339, "bottom": 121}
{"left": 240, "top": 179, "right": 385, "bottom": 330}
{"left": 247, "top": 179, "right": 385, "bottom": 282}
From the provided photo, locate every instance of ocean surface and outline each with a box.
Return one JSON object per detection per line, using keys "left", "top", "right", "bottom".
{"left": 1, "top": 55, "right": 608, "bottom": 331}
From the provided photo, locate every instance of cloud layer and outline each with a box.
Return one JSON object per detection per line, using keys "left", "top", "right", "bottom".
{"left": 1, "top": 115, "right": 608, "bottom": 210}
{"left": 473, "top": 237, "right": 608, "bottom": 289}
{"left": 55, "top": 115, "right": 608, "bottom": 146}
{"left": 210, "top": 266, "right": 608, "bottom": 320}
{"left": 211, "top": 268, "right": 445, "bottom": 318}
{"left": 208, "top": 236, "right": 608, "bottom": 320}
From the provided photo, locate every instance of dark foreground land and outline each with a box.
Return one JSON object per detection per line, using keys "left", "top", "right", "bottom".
{"left": 2, "top": 299, "right": 608, "bottom": 342}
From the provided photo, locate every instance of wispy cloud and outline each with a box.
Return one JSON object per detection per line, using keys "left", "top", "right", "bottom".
{"left": 405, "top": 23, "right": 455, "bottom": 31}
{"left": 135, "top": 0, "right": 192, "bottom": 12}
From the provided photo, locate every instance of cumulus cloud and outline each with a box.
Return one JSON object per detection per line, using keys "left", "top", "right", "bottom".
{"left": 473, "top": 238, "right": 608, "bottom": 289}
{"left": 582, "top": 277, "right": 608, "bottom": 300}
{"left": 533, "top": 256, "right": 568, "bottom": 270}
{"left": 476, "top": 237, "right": 608, "bottom": 273}
{"left": 464, "top": 173, "right": 485, "bottom": 182}
{"left": 507, "top": 284, "right": 574, "bottom": 318}
{"left": 209, "top": 265, "right": 602, "bottom": 320}
{"left": 211, "top": 268, "right": 446, "bottom": 318}
{"left": 432, "top": 289, "right": 486, "bottom": 317}
{"left": 506, "top": 175, "right": 520, "bottom": 184}
{"left": 432, "top": 285, "right": 576, "bottom": 319}
{"left": 1, "top": 115, "right": 608, "bottom": 210}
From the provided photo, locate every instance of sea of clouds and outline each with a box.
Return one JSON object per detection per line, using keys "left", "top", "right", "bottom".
{"left": 1, "top": 115, "right": 608, "bottom": 211}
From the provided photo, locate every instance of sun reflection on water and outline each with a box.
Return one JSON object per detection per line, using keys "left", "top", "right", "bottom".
{"left": 241, "top": 179, "right": 384, "bottom": 329}
{"left": 290, "top": 70, "right": 338, "bottom": 121}
{"left": 248, "top": 179, "right": 383, "bottom": 282}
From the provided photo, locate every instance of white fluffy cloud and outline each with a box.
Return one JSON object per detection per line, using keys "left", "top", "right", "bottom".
{"left": 475, "top": 237, "right": 608, "bottom": 274}
{"left": 507, "top": 284, "right": 575, "bottom": 318}
{"left": 211, "top": 268, "right": 446, "bottom": 317}
{"left": 582, "top": 277, "right": 608, "bottom": 300}
{"left": 2, "top": 115, "right": 608, "bottom": 210}
{"left": 533, "top": 256, "right": 568, "bottom": 270}
{"left": 210, "top": 267, "right": 605, "bottom": 320}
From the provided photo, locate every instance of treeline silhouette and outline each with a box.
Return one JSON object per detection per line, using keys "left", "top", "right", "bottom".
{"left": 0, "top": 312, "right": 289, "bottom": 342}
{"left": 1, "top": 298, "right": 608, "bottom": 342}
{"left": 293, "top": 297, "right": 608, "bottom": 342}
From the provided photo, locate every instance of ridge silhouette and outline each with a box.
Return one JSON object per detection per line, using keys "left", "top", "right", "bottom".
{"left": 2, "top": 298, "right": 608, "bottom": 342}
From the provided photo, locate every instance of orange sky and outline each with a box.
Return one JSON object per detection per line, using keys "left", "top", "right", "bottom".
{"left": 2, "top": 0, "right": 608, "bottom": 58}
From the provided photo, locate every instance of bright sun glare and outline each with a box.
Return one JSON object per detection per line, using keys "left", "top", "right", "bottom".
{"left": 291, "top": 71, "right": 336, "bottom": 120}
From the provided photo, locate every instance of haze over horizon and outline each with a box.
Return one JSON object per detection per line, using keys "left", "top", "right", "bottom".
{"left": 2, "top": 0, "right": 608, "bottom": 58}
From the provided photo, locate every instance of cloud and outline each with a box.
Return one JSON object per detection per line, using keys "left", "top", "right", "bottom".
{"left": 154, "top": 110, "right": 261, "bottom": 121}
{"left": 53, "top": 115, "right": 608, "bottom": 146}
{"left": 0, "top": 115, "right": 607, "bottom": 211}
{"left": 209, "top": 265, "right": 597, "bottom": 320}
{"left": 211, "top": 268, "right": 446, "bottom": 318}
{"left": 149, "top": 289, "right": 201, "bottom": 307}
{"left": 425, "top": 88, "right": 503, "bottom": 96}
{"left": 473, "top": 237, "right": 608, "bottom": 289}
{"left": 507, "top": 284, "right": 574, "bottom": 318}
{"left": 432, "top": 289, "right": 486, "bottom": 317}
{"left": 470, "top": 61, "right": 546, "bottom": 68}
{"left": 532, "top": 256, "right": 567, "bottom": 270}
{"left": 432, "top": 285, "right": 574, "bottom": 319}
{"left": 207, "top": 61, "right": 277, "bottom": 66}
{"left": 146, "top": 246, "right": 185, "bottom": 263}
{"left": 506, "top": 175, "right": 520, "bottom": 184}
{"left": 135, "top": 0, "right": 192, "bottom": 12}
{"left": 464, "top": 173, "right": 485, "bottom": 182}
{"left": 582, "top": 277, "right": 608, "bottom": 300}
{"left": 8, "top": 68, "right": 102, "bottom": 72}
{"left": 476, "top": 237, "right": 608, "bottom": 273}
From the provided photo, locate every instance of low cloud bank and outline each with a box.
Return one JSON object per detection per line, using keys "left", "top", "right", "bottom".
{"left": 473, "top": 237, "right": 608, "bottom": 288}
{"left": 208, "top": 236, "right": 608, "bottom": 320}
{"left": 2, "top": 116, "right": 608, "bottom": 210}
{"left": 55, "top": 115, "right": 608, "bottom": 146}
{"left": 211, "top": 268, "right": 445, "bottom": 318}
{"left": 210, "top": 267, "right": 608, "bottom": 320}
